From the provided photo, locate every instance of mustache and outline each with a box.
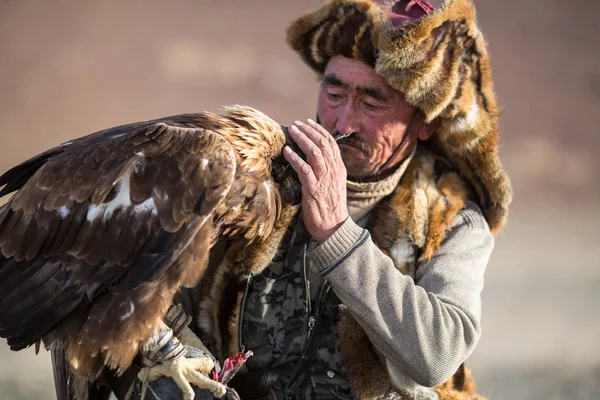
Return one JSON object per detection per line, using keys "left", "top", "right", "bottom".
{"left": 333, "top": 132, "right": 372, "bottom": 154}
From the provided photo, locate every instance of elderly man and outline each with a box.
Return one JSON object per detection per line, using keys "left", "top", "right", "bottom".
{"left": 107, "top": 0, "right": 511, "bottom": 399}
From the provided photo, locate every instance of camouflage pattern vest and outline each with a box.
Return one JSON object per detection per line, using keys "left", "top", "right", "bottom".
{"left": 195, "top": 148, "right": 481, "bottom": 400}
{"left": 240, "top": 214, "right": 350, "bottom": 400}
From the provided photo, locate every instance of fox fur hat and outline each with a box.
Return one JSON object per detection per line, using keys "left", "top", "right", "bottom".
{"left": 287, "top": 0, "right": 512, "bottom": 233}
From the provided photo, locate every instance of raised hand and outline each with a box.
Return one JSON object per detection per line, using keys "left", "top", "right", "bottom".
{"left": 283, "top": 119, "right": 349, "bottom": 243}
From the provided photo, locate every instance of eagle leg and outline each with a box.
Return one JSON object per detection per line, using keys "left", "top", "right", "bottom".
{"left": 137, "top": 356, "right": 226, "bottom": 400}
{"left": 126, "top": 316, "right": 227, "bottom": 400}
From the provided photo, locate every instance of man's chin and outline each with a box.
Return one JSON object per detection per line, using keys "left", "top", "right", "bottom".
{"left": 339, "top": 143, "right": 367, "bottom": 155}
{"left": 340, "top": 150, "right": 379, "bottom": 180}
{"left": 344, "top": 164, "right": 378, "bottom": 182}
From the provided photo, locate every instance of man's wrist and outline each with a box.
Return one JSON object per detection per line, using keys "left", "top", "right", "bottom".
{"left": 313, "top": 219, "right": 346, "bottom": 243}
{"left": 307, "top": 217, "right": 366, "bottom": 274}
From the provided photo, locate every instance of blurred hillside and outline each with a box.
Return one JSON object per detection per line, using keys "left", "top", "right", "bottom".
{"left": 1, "top": 1, "right": 599, "bottom": 399}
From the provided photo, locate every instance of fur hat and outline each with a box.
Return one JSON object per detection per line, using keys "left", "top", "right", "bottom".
{"left": 287, "top": 0, "right": 512, "bottom": 233}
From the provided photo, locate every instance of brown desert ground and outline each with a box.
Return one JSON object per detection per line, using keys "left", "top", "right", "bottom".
{"left": 0, "top": 1, "right": 599, "bottom": 399}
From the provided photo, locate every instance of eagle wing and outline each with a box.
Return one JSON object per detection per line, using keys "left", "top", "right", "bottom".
{"left": 0, "top": 118, "right": 237, "bottom": 374}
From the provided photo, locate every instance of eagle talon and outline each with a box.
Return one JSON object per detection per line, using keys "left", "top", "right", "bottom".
{"left": 136, "top": 357, "right": 227, "bottom": 400}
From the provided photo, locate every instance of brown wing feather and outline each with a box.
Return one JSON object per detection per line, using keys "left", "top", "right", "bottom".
{"left": 217, "top": 171, "right": 282, "bottom": 242}
{"left": 0, "top": 118, "right": 236, "bottom": 377}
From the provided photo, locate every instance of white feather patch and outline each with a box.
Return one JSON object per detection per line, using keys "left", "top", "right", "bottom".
{"left": 104, "top": 168, "right": 133, "bottom": 219}
{"left": 58, "top": 205, "right": 70, "bottom": 219}
{"left": 134, "top": 197, "right": 158, "bottom": 216}
{"left": 86, "top": 204, "right": 104, "bottom": 222}
{"left": 86, "top": 164, "right": 158, "bottom": 222}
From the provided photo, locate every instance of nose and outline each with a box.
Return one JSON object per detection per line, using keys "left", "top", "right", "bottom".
{"left": 335, "top": 102, "right": 359, "bottom": 135}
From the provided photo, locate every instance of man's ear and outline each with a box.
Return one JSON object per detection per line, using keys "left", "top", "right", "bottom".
{"left": 418, "top": 116, "right": 439, "bottom": 141}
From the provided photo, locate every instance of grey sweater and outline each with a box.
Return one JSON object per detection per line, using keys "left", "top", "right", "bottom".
{"left": 307, "top": 201, "right": 494, "bottom": 388}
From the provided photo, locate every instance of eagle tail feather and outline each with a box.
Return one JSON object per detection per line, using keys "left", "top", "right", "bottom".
{"left": 51, "top": 347, "right": 71, "bottom": 400}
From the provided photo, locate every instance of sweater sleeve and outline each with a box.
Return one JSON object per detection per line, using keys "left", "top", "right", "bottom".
{"left": 306, "top": 201, "right": 494, "bottom": 387}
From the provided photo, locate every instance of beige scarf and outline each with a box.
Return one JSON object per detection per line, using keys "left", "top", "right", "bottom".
{"left": 346, "top": 147, "right": 415, "bottom": 222}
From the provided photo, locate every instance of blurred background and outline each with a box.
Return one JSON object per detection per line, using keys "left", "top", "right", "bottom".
{"left": 0, "top": 0, "right": 598, "bottom": 399}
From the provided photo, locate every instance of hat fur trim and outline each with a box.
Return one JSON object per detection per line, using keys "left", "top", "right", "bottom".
{"left": 287, "top": 0, "right": 384, "bottom": 73}
{"left": 377, "top": 0, "right": 511, "bottom": 232}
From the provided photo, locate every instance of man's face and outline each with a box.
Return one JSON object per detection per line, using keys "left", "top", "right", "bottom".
{"left": 317, "top": 55, "right": 420, "bottom": 180}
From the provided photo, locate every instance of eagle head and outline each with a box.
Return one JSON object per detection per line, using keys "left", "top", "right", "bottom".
{"left": 272, "top": 125, "right": 303, "bottom": 205}
{"left": 218, "top": 105, "right": 303, "bottom": 205}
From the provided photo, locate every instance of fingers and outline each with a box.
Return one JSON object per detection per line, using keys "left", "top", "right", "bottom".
{"left": 283, "top": 146, "right": 316, "bottom": 187}
{"left": 307, "top": 119, "right": 341, "bottom": 158}
{"left": 287, "top": 119, "right": 342, "bottom": 179}
{"left": 289, "top": 124, "right": 328, "bottom": 175}
{"left": 296, "top": 120, "right": 331, "bottom": 147}
{"left": 295, "top": 120, "right": 335, "bottom": 158}
{"left": 298, "top": 119, "right": 342, "bottom": 161}
{"left": 306, "top": 119, "right": 334, "bottom": 143}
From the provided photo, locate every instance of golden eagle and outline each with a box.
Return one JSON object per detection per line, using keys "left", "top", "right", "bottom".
{"left": 0, "top": 106, "right": 301, "bottom": 398}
